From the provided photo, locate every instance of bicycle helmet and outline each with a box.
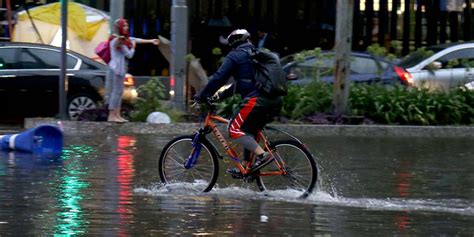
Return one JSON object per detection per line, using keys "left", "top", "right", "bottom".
{"left": 226, "top": 29, "right": 251, "bottom": 48}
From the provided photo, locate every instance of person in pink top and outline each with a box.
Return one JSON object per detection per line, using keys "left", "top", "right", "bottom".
{"left": 106, "top": 18, "right": 159, "bottom": 122}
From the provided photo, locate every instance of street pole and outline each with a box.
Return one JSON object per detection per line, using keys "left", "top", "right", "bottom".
{"left": 171, "top": 0, "right": 188, "bottom": 112}
{"left": 109, "top": 0, "right": 124, "bottom": 30}
{"left": 59, "top": 0, "right": 68, "bottom": 119}
{"left": 5, "top": 0, "right": 13, "bottom": 40}
{"left": 333, "top": 0, "right": 354, "bottom": 117}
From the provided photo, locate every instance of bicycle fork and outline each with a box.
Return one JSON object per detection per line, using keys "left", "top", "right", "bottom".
{"left": 184, "top": 132, "right": 203, "bottom": 169}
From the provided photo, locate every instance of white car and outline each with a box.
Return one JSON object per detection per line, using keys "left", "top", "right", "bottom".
{"left": 398, "top": 42, "right": 474, "bottom": 91}
{"left": 465, "top": 81, "right": 474, "bottom": 90}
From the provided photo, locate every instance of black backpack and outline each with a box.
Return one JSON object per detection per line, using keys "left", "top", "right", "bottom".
{"left": 242, "top": 49, "right": 288, "bottom": 96}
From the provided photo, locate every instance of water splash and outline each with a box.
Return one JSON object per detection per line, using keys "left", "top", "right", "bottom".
{"left": 135, "top": 183, "right": 473, "bottom": 216}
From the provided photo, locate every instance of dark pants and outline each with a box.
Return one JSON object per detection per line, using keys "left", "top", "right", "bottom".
{"left": 228, "top": 95, "right": 282, "bottom": 138}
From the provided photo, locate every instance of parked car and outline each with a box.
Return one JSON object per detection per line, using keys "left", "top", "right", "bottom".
{"left": 0, "top": 42, "right": 137, "bottom": 120}
{"left": 281, "top": 51, "right": 413, "bottom": 86}
{"left": 398, "top": 42, "right": 474, "bottom": 90}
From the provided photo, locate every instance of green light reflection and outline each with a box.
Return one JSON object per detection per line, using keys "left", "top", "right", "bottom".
{"left": 53, "top": 145, "right": 95, "bottom": 235}
{"left": 0, "top": 161, "right": 4, "bottom": 176}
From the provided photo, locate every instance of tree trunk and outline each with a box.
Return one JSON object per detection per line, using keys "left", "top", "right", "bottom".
{"left": 333, "top": 0, "right": 354, "bottom": 117}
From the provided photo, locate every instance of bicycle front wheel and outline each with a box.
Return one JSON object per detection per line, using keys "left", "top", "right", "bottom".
{"left": 159, "top": 135, "right": 219, "bottom": 192}
{"left": 256, "top": 140, "right": 318, "bottom": 198}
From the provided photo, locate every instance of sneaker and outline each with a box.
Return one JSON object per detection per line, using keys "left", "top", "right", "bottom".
{"left": 225, "top": 167, "right": 241, "bottom": 175}
{"left": 250, "top": 152, "right": 274, "bottom": 172}
{"left": 226, "top": 167, "right": 243, "bottom": 179}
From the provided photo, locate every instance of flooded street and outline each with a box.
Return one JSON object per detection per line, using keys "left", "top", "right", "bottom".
{"left": 0, "top": 133, "right": 472, "bottom": 235}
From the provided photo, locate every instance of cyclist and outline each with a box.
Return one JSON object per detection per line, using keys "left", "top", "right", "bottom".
{"left": 194, "top": 29, "right": 283, "bottom": 174}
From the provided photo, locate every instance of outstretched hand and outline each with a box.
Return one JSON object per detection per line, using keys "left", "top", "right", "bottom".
{"left": 151, "top": 38, "right": 160, "bottom": 45}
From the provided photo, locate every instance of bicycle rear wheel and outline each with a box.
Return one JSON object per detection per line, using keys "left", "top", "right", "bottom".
{"left": 159, "top": 135, "right": 219, "bottom": 192}
{"left": 256, "top": 140, "right": 317, "bottom": 198}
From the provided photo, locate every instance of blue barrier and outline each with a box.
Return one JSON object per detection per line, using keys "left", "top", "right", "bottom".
{"left": 0, "top": 125, "right": 63, "bottom": 155}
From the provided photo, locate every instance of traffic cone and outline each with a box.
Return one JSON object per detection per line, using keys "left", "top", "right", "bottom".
{"left": 0, "top": 125, "right": 63, "bottom": 155}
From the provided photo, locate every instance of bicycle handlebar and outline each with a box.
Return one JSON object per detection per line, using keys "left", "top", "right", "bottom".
{"left": 192, "top": 95, "right": 220, "bottom": 117}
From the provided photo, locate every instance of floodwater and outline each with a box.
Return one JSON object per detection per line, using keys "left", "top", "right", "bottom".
{"left": 0, "top": 133, "right": 472, "bottom": 235}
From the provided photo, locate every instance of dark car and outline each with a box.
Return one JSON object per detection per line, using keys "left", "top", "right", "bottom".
{"left": 281, "top": 51, "right": 413, "bottom": 86}
{"left": 0, "top": 42, "right": 137, "bottom": 120}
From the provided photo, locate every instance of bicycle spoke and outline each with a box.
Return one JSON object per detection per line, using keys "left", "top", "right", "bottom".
{"left": 285, "top": 172, "right": 309, "bottom": 190}
{"left": 159, "top": 136, "right": 219, "bottom": 192}
{"left": 169, "top": 148, "right": 187, "bottom": 162}
{"left": 164, "top": 167, "right": 187, "bottom": 177}
{"left": 257, "top": 140, "right": 317, "bottom": 197}
{"left": 193, "top": 167, "right": 212, "bottom": 174}
{"left": 191, "top": 170, "right": 208, "bottom": 181}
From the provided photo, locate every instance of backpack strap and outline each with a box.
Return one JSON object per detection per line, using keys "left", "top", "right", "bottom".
{"left": 238, "top": 48, "right": 257, "bottom": 59}
{"left": 238, "top": 48, "right": 258, "bottom": 80}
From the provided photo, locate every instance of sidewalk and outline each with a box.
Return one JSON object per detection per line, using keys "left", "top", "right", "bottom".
{"left": 24, "top": 118, "right": 474, "bottom": 138}
{"left": 0, "top": 124, "right": 23, "bottom": 135}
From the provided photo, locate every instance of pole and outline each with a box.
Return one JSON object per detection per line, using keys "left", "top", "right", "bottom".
{"left": 109, "top": 0, "right": 124, "bottom": 30}
{"left": 465, "top": 0, "right": 472, "bottom": 41}
{"left": 59, "top": 0, "right": 68, "bottom": 119}
{"left": 6, "top": 0, "right": 12, "bottom": 40}
{"left": 333, "top": 0, "right": 354, "bottom": 117}
{"left": 171, "top": 0, "right": 188, "bottom": 111}
{"left": 24, "top": 4, "right": 44, "bottom": 44}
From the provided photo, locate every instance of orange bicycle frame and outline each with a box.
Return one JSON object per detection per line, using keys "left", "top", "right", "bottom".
{"left": 202, "top": 112, "right": 286, "bottom": 176}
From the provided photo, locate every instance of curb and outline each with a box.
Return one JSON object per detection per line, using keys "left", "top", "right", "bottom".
{"left": 24, "top": 118, "right": 474, "bottom": 138}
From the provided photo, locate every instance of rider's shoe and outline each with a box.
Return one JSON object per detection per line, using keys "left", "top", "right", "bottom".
{"left": 250, "top": 152, "right": 273, "bottom": 172}
{"left": 226, "top": 167, "right": 243, "bottom": 179}
{"left": 226, "top": 167, "right": 241, "bottom": 175}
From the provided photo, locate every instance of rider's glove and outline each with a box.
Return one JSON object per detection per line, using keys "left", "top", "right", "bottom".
{"left": 193, "top": 93, "right": 205, "bottom": 103}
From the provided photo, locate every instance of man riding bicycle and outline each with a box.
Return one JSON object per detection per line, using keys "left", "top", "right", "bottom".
{"left": 194, "top": 29, "right": 283, "bottom": 175}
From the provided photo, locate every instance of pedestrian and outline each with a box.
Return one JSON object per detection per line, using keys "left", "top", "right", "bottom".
{"left": 256, "top": 25, "right": 280, "bottom": 54}
{"left": 194, "top": 29, "right": 283, "bottom": 174}
{"left": 106, "top": 18, "right": 160, "bottom": 122}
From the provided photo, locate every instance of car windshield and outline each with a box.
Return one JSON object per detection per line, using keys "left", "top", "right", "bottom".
{"left": 398, "top": 47, "right": 442, "bottom": 68}
{"left": 280, "top": 54, "right": 296, "bottom": 66}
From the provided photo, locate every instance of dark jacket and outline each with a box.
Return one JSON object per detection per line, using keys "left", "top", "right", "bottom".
{"left": 199, "top": 42, "right": 258, "bottom": 100}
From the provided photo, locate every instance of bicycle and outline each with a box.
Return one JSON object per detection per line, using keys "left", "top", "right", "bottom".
{"left": 158, "top": 98, "right": 318, "bottom": 198}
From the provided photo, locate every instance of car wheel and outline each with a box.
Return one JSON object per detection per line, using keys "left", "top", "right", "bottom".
{"left": 68, "top": 93, "right": 98, "bottom": 120}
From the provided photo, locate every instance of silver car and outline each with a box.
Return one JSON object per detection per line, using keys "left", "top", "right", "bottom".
{"left": 398, "top": 42, "right": 474, "bottom": 90}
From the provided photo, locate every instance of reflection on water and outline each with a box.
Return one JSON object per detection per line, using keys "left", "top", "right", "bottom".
{"left": 0, "top": 134, "right": 472, "bottom": 235}
{"left": 54, "top": 145, "right": 93, "bottom": 235}
{"left": 116, "top": 136, "right": 135, "bottom": 236}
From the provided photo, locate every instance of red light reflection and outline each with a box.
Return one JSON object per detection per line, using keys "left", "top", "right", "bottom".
{"left": 116, "top": 136, "right": 136, "bottom": 237}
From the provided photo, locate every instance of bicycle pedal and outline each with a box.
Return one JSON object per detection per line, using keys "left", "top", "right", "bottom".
{"left": 230, "top": 173, "right": 244, "bottom": 179}
{"left": 243, "top": 171, "right": 259, "bottom": 183}
{"left": 243, "top": 175, "right": 256, "bottom": 183}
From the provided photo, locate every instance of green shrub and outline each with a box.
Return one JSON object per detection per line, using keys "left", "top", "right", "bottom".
{"left": 216, "top": 95, "right": 243, "bottom": 118}
{"left": 278, "top": 81, "right": 474, "bottom": 125}
{"left": 349, "top": 84, "right": 474, "bottom": 125}
{"left": 130, "top": 77, "right": 184, "bottom": 122}
{"left": 200, "top": 82, "right": 474, "bottom": 125}
{"left": 284, "top": 82, "right": 333, "bottom": 119}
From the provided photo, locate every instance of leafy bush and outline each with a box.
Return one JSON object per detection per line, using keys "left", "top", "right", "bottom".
{"left": 197, "top": 82, "right": 474, "bottom": 126}
{"left": 190, "top": 44, "right": 474, "bottom": 125}
{"left": 130, "top": 77, "right": 184, "bottom": 122}
{"left": 283, "top": 82, "right": 333, "bottom": 119}
{"left": 280, "top": 82, "right": 474, "bottom": 125}
{"left": 216, "top": 95, "right": 243, "bottom": 118}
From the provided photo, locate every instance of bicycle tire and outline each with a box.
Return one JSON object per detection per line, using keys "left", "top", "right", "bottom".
{"left": 256, "top": 140, "right": 318, "bottom": 198}
{"left": 159, "top": 135, "right": 219, "bottom": 192}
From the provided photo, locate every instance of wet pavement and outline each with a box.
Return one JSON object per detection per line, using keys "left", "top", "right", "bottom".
{"left": 0, "top": 133, "right": 473, "bottom": 235}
